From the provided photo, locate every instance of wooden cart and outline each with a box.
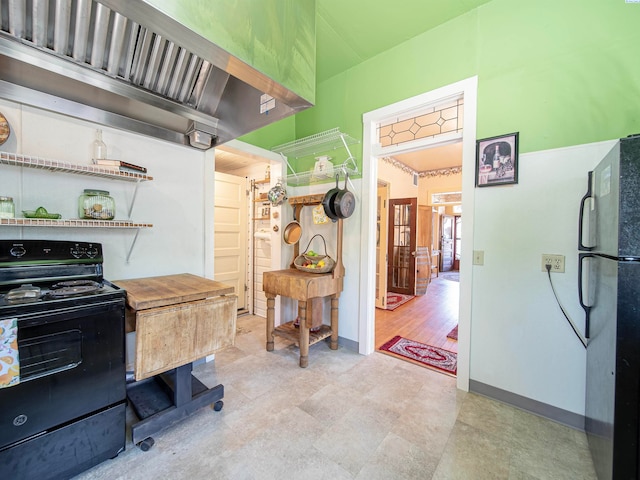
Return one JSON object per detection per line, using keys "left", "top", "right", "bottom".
{"left": 114, "top": 273, "right": 236, "bottom": 450}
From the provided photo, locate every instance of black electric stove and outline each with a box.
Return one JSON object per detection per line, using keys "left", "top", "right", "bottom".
{"left": 0, "top": 239, "right": 126, "bottom": 480}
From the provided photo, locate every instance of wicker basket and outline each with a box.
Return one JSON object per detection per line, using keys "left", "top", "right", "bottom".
{"left": 294, "top": 234, "right": 334, "bottom": 273}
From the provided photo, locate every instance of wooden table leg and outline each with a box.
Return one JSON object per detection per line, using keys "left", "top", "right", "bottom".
{"left": 266, "top": 294, "right": 275, "bottom": 352}
{"left": 298, "top": 300, "right": 310, "bottom": 368}
{"left": 330, "top": 295, "right": 339, "bottom": 350}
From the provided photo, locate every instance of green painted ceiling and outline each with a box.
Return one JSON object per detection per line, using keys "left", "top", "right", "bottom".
{"left": 315, "top": 0, "right": 492, "bottom": 83}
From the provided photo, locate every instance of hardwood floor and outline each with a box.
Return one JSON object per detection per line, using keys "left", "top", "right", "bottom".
{"left": 375, "top": 273, "right": 459, "bottom": 357}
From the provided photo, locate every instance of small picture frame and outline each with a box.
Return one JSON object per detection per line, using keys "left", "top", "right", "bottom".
{"left": 476, "top": 132, "right": 519, "bottom": 187}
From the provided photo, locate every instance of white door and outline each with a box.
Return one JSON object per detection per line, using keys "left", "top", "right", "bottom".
{"left": 214, "top": 172, "right": 248, "bottom": 310}
{"left": 375, "top": 184, "right": 389, "bottom": 309}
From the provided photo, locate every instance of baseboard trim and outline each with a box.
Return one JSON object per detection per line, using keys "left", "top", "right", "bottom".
{"left": 469, "top": 380, "right": 585, "bottom": 431}
{"left": 337, "top": 336, "right": 358, "bottom": 352}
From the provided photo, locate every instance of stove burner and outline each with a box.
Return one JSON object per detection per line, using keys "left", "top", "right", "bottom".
{"left": 47, "top": 280, "right": 102, "bottom": 298}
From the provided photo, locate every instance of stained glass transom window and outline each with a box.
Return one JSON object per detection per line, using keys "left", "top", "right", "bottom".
{"left": 378, "top": 97, "right": 463, "bottom": 148}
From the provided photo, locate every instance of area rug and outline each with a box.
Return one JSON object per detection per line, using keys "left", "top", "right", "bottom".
{"left": 440, "top": 271, "right": 460, "bottom": 282}
{"left": 379, "top": 336, "right": 457, "bottom": 375}
{"left": 385, "top": 292, "right": 415, "bottom": 311}
{"left": 446, "top": 325, "right": 458, "bottom": 340}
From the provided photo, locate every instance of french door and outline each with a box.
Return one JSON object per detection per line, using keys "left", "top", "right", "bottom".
{"left": 387, "top": 198, "right": 417, "bottom": 295}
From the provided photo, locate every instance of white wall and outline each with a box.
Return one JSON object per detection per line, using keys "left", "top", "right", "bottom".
{"left": 0, "top": 98, "right": 213, "bottom": 282}
{"left": 470, "top": 139, "right": 616, "bottom": 414}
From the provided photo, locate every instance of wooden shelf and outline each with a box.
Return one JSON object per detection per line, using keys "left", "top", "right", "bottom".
{"left": 253, "top": 178, "right": 271, "bottom": 185}
{"left": 272, "top": 321, "right": 332, "bottom": 346}
{"left": 1, "top": 152, "right": 153, "bottom": 181}
{"left": 288, "top": 193, "right": 325, "bottom": 206}
{"left": 252, "top": 216, "right": 269, "bottom": 222}
{"left": 0, "top": 218, "right": 153, "bottom": 228}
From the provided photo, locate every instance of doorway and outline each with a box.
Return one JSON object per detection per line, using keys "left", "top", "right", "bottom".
{"left": 213, "top": 140, "right": 284, "bottom": 319}
{"left": 361, "top": 76, "right": 478, "bottom": 391}
{"left": 375, "top": 169, "right": 460, "bottom": 376}
{"left": 440, "top": 214, "right": 455, "bottom": 272}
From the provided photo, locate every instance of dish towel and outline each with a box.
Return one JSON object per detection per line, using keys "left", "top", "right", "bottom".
{"left": 0, "top": 318, "right": 20, "bottom": 388}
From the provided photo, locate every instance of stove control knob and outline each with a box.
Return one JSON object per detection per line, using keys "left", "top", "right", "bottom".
{"left": 86, "top": 246, "right": 99, "bottom": 258}
{"left": 13, "top": 414, "right": 28, "bottom": 427}
{"left": 70, "top": 245, "right": 85, "bottom": 258}
{"left": 9, "top": 246, "right": 26, "bottom": 257}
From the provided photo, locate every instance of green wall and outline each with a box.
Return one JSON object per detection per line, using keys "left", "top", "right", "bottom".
{"left": 247, "top": 0, "right": 640, "bottom": 168}
{"left": 144, "top": 0, "right": 316, "bottom": 104}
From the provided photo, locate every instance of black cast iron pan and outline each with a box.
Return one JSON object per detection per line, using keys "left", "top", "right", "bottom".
{"left": 322, "top": 174, "right": 341, "bottom": 221}
{"left": 333, "top": 173, "right": 355, "bottom": 219}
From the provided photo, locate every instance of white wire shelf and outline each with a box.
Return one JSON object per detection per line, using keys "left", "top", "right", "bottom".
{"left": 271, "top": 127, "right": 359, "bottom": 159}
{"left": 271, "top": 128, "right": 360, "bottom": 186}
{"left": 0, "top": 218, "right": 153, "bottom": 228}
{"left": 0, "top": 152, "right": 153, "bottom": 182}
{"left": 285, "top": 160, "right": 359, "bottom": 187}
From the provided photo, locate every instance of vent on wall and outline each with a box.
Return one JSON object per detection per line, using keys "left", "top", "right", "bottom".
{"left": 413, "top": 173, "right": 419, "bottom": 186}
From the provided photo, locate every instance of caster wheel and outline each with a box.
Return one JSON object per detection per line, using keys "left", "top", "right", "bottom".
{"left": 213, "top": 400, "right": 224, "bottom": 411}
{"left": 138, "top": 437, "right": 155, "bottom": 452}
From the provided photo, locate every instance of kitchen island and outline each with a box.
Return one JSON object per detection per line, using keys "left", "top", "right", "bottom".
{"left": 114, "top": 273, "right": 236, "bottom": 450}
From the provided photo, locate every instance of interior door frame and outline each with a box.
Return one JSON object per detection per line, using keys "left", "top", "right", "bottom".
{"left": 360, "top": 76, "right": 478, "bottom": 392}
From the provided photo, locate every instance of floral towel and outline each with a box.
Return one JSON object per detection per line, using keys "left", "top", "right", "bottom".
{"left": 0, "top": 318, "right": 19, "bottom": 388}
{"left": 312, "top": 204, "right": 329, "bottom": 225}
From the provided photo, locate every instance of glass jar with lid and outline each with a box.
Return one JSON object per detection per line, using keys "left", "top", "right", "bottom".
{"left": 0, "top": 196, "right": 15, "bottom": 219}
{"left": 78, "top": 189, "right": 115, "bottom": 220}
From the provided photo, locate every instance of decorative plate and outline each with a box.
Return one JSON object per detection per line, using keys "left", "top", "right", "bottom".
{"left": 0, "top": 112, "right": 10, "bottom": 145}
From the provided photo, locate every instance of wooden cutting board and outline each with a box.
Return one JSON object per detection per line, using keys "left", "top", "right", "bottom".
{"left": 114, "top": 273, "right": 234, "bottom": 311}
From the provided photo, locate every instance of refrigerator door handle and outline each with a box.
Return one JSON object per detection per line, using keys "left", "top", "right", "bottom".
{"left": 578, "top": 253, "right": 593, "bottom": 338}
{"left": 578, "top": 171, "right": 594, "bottom": 251}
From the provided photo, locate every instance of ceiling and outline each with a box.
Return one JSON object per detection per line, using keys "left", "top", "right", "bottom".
{"left": 217, "top": 1, "right": 488, "bottom": 173}
{"left": 214, "top": 145, "right": 272, "bottom": 176}
{"left": 392, "top": 142, "right": 462, "bottom": 173}
{"left": 315, "top": 0, "right": 491, "bottom": 83}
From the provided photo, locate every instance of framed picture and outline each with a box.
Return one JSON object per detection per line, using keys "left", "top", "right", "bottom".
{"left": 475, "top": 132, "right": 519, "bottom": 187}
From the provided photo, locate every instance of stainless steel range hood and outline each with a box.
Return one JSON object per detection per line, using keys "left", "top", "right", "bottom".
{"left": 0, "top": 0, "right": 312, "bottom": 149}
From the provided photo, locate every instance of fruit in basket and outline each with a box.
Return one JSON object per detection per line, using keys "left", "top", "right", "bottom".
{"left": 317, "top": 260, "right": 325, "bottom": 268}
{"left": 307, "top": 250, "right": 317, "bottom": 256}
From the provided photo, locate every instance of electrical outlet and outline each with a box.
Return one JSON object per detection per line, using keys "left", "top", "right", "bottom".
{"left": 541, "top": 254, "right": 565, "bottom": 273}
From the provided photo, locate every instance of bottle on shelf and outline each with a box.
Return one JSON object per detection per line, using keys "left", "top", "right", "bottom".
{"left": 93, "top": 129, "right": 107, "bottom": 163}
{"left": 492, "top": 144, "right": 500, "bottom": 169}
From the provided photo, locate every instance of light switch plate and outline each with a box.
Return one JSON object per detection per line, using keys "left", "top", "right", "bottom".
{"left": 473, "top": 250, "right": 484, "bottom": 265}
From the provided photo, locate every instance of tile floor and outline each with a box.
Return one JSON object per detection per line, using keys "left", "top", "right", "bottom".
{"left": 75, "top": 314, "right": 598, "bottom": 480}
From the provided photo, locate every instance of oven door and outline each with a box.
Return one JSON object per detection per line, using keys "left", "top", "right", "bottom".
{"left": 0, "top": 298, "right": 125, "bottom": 449}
